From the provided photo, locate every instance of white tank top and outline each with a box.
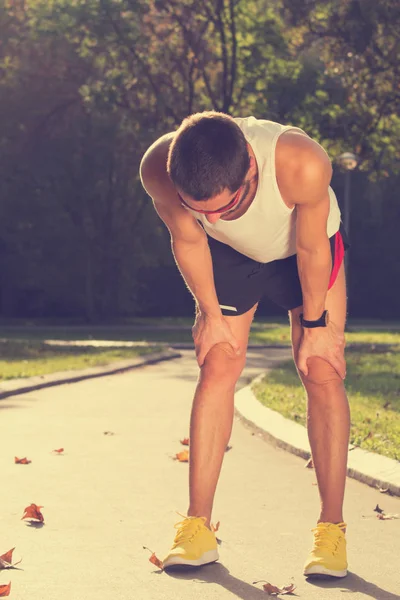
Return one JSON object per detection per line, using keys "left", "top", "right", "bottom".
{"left": 186, "top": 116, "right": 341, "bottom": 263}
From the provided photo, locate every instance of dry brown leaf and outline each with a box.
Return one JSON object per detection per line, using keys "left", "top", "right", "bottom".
{"left": 0, "top": 582, "right": 11, "bottom": 597}
{"left": 103, "top": 431, "right": 115, "bottom": 436}
{"left": 143, "top": 546, "right": 163, "bottom": 570}
{"left": 0, "top": 548, "right": 22, "bottom": 570}
{"left": 377, "top": 513, "right": 399, "bottom": 520}
{"left": 15, "top": 456, "right": 31, "bottom": 464}
{"left": 305, "top": 458, "right": 313, "bottom": 469}
{"left": 174, "top": 450, "right": 189, "bottom": 462}
{"left": 374, "top": 504, "right": 384, "bottom": 514}
{"left": 211, "top": 521, "right": 220, "bottom": 532}
{"left": 21, "top": 503, "right": 44, "bottom": 523}
{"left": 253, "top": 580, "right": 296, "bottom": 595}
{"left": 52, "top": 448, "right": 64, "bottom": 454}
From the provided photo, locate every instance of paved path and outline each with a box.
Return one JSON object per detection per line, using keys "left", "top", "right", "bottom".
{"left": 0, "top": 349, "right": 399, "bottom": 600}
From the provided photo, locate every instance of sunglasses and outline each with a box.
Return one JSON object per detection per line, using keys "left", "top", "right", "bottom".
{"left": 178, "top": 184, "right": 244, "bottom": 215}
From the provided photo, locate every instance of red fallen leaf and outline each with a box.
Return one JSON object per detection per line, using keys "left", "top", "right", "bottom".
{"left": 52, "top": 448, "right": 64, "bottom": 454}
{"left": 253, "top": 580, "right": 296, "bottom": 595}
{"left": 0, "top": 548, "right": 22, "bottom": 570}
{"left": 15, "top": 456, "right": 32, "bottom": 464}
{"left": 0, "top": 582, "right": 11, "bottom": 596}
{"left": 21, "top": 503, "right": 44, "bottom": 523}
{"left": 211, "top": 521, "right": 220, "bottom": 533}
{"left": 143, "top": 546, "right": 163, "bottom": 570}
{"left": 174, "top": 450, "right": 189, "bottom": 462}
{"left": 305, "top": 458, "right": 313, "bottom": 469}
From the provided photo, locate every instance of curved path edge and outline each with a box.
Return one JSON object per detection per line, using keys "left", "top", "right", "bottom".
{"left": 235, "top": 373, "right": 400, "bottom": 497}
{"left": 0, "top": 349, "right": 181, "bottom": 400}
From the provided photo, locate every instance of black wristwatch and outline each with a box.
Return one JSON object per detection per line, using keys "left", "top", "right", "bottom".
{"left": 300, "top": 310, "right": 329, "bottom": 328}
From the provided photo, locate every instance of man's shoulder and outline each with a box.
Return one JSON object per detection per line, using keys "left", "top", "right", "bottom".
{"left": 140, "top": 132, "right": 175, "bottom": 179}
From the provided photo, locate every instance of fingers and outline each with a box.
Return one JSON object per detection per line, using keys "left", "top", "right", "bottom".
{"left": 297, "top": 352, "right": 309, "bottom": 377}
{"left": 196, "top": 344, "right": 208, "bottom": 368}
{"left": 329, "top": 355, "right": 346, "bottom": 380}
{"left": 228, "top": 334, "right": 241, "bottom": 356}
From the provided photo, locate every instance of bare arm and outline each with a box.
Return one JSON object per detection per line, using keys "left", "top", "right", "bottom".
{"left": 140, "top": 139, "right": 241, "bottom": 365}
{"left": 140, "top": 141, "right": 222, "bottom": 317}
{"left": 277, "top": 133, "right": 332, "bottom": 320}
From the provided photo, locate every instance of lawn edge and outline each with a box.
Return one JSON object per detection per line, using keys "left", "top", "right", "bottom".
{"left": 0, "top": 349, "right": 181, "bottom": 399}
{"left": 235, "top": 373, "right": 400, "bottom": 497}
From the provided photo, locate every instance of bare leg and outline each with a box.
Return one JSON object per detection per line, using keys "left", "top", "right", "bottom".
{"left": 290, "top": 264, "right": 350, "bottom": 524}
{"left": 188, "top": 305, "right": 257, "bottom": 527}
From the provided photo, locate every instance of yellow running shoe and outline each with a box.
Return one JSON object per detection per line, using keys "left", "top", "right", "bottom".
{"left": 163, "top": 515, "right": 219, "bottom": 569}
{"left": 303, "top": 522, "right": 348, "bottom": 578}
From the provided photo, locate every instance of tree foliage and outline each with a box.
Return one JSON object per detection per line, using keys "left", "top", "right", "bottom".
{"left": 0, "top": 0, "right": 398, "bottom": 319}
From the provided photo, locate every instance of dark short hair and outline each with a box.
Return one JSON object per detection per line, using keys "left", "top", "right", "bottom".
{"left": 167, "top": 111, "right": 250, "bottom": 200}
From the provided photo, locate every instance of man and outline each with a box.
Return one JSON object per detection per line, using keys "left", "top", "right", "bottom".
{"left": 140, "top": 112, "right": 350, "bottom": 578}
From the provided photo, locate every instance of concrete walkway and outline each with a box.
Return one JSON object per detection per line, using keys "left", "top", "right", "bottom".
{"left": 0, "top": 350, "right": 399, "bottom": 599}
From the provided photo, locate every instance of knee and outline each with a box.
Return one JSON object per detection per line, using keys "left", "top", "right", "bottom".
{"left": 300, "top": 356, "right": 343, "bottom": 391}
{"left": 200, "top": 342, "right": 246, "bottom": 388}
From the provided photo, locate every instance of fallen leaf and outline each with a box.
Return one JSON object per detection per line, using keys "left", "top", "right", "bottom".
{"left": 225, "top": 445, "right": 233, "bottom": 452}
{"left": 143, "top": 546, "right": 163, "bottom": 570}
{"left": 0, "top": 548, "right": 22, "bottom": 570}
{"left": 21, "top": 503, "right": 44, "bottom": 523}
{"left": 103, "top": 431, "right": 115, "bottom": 436}
{"left": 211, "top": 521, "right": 220, "bottom": 532}
{"left": 0, "top": 582, "right": 11, "bottom": 597}
{"left": 15, "top": 457, "right": 31, "bottom": 464}
{"left": 174, "top": 450, "right": 189, "bottom": 462}
{"left": 377, "top": 513, "right": 399, "bottom": 520}
{"left": 52, "top": 448, "right": 64, "bottom": 454}
{"left": 253, "top": 580, "right": 296, "bottom": 595}
{"left": 374, "top": 504, "right": 384, "bottom": 514}
{"left": 305, "top": 458, "right": 313, "bottom": 469}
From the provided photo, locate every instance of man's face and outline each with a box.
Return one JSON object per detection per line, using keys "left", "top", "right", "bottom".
{"left": 178, "top": 157, "right": 254, "bottom": 224}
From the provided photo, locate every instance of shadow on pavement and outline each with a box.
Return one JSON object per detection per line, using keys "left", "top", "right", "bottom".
{"left": 165, "top": 564, "right": 399, "bottom": 599}
{"left": 165, "top": 563, "right": 288, "bottom": 599}
{"left": 306, "top": 571, "right": 400, "bottom": 600}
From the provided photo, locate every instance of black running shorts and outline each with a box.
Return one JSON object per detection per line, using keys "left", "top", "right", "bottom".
{"left": 208, "top": 222, "right": 349, "bottom": 316}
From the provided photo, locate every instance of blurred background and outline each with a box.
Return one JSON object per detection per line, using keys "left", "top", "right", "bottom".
{"left": 0, "top": 0, "right": 399, "bottom": 323}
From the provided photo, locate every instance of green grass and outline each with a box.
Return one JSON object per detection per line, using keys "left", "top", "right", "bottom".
{"left": 0, "top": 340, "right": 159, "bottom": 381}
{"left": 249, "top": 322, "right": 400, "bottom": 347}
{"left": 252, "top": 345, "right": 400, "bottom": 461}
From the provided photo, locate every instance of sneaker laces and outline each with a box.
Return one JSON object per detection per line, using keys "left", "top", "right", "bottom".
{"left": 311, "top": 522, "right": 346, "bottom": 555}
{"left": 172, "top": 514, "right": 206, "bottom": 548}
